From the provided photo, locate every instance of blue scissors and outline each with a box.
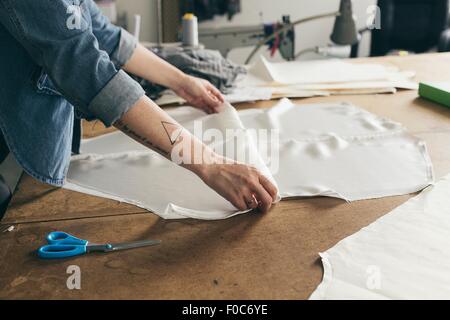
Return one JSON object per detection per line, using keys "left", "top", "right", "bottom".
{"left": 38, "top": 231, "right": 161, "bottom": 259}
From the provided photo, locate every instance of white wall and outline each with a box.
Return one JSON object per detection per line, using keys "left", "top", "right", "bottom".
{"left": 115, "top": 0, "right": 376, "bottom": 63}
{"left": 116, "top": 0, "right": 159, "bottom": 42}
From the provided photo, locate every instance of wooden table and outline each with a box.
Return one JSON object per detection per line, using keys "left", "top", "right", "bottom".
{"left": 1, "top": 53, "right": 450, "bottom": 299}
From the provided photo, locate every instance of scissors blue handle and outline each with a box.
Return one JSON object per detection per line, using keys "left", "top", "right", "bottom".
{"left": 38, "top": 231, "right": 89, "bottom": 259}
{"left": 38, "top": 231, "right": 161, "bottom": 259}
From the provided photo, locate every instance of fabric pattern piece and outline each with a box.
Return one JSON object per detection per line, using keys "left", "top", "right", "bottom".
{"left": 310, "top": 173, "right": 450, "bottom": 300}
{"left": 238, "top": 99, "right": 433, "bottom": 201}
{"left": 64, "top": 99, "right": 434, "bottom": 220}
{"left": 65, "top": 104, "right": 278, "bottom": 220}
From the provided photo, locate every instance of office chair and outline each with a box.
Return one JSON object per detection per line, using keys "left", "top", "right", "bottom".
{"left": 351, "top": 0, "right": 450, "bottom": 57}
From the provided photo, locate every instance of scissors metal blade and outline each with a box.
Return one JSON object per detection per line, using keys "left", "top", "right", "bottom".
{"left": 87, "top": 240, "right": 161, "bottom": 253}
{"left": 109, "top": 239, "right": 162, "bottom": 251}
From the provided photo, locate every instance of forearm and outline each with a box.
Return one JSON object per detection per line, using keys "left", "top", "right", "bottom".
{"left": 114, "top": 97, "right": 278, "bottom": 213}
{"left": 114, "top": 95, "right": 216, "bottom": 177}
{"left": 123, "top": 43, "right": 186, "bottom": 90}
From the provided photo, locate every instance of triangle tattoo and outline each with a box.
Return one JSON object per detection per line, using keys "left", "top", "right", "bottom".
{"left": 161, "top": 121, "right": 183, "bottom": 145}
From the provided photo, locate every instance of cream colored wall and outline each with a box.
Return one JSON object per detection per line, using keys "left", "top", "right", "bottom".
{"left": 115, "top": 0, "right": 159, "bottom": 42}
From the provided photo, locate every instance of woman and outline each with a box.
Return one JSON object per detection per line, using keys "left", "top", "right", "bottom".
{"left": 0, "top": 0, "right": 277, "bottom": 216}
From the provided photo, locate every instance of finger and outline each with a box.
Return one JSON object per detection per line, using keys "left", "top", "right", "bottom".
{"left": 204, "top": 83, "right": 224, "bottom": 105}
{"left": 221, "top": 187, "right": 248, "bottom": 211}
{"left": 203, "top": 90, "right": 222, "bottom": 111}
{"left": 230, "top": 195, "right": 248, "bottom": 211}
{"left": 203, "top": 107, "right": 213, "bottom": 114}
{"left": 259, "top": 175, "right": 278, "bottom": 201}
{"left": 206, "top": 96, "right": 220, "bottom": 113}
{"left": 206, "top": 83, "right": 225, "bottom": 103}
{"left": 208, "top": 92, "right": 223, "bottom": 113}
{"left": 243, "top": 193, "right": 259, "bottom": 210}
{"left": 195, "top": 87, "right": 218, "bottom": 112}
{"left": 252, "top": 184, "right": 273, "bottom": 213}
{"left": 200, "top": 102, "right": 213, "bottom": 114}
{"left": 192, "top": 97, "right": 212, "bottom": 114}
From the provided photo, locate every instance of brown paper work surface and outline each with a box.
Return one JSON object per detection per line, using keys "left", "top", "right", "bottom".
{"left": 1, "top": 53, "right": 450, "bottom": 299}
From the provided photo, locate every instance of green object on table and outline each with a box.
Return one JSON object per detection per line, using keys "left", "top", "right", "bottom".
{"left": 419, "top": 82, "right": 450, "bottom": 108}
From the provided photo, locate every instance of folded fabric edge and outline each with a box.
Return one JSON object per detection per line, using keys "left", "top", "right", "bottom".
{"left": 165, "top": 203, "right": 250, "bottom": 220}
{"left": 308, "top": 252, "right": 333, "bottom": 300}
{"left": 63, "top": 180, "right": 185, "bottom": 219}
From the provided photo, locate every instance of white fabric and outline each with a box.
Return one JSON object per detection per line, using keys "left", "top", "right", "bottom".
{"left": 310, "top": 173, "right": 450, "bottom": 300}
{"left": 238, "top": 99, "right": 432, "bottom": 201}
{"left": 65, "top": 99, "right": 433, "bottom": 219}
{"left": 66, "top": 104, "right": 278, "bottom": 220}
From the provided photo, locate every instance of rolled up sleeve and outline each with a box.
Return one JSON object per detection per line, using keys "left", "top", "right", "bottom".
{"left": 87, "top": 0, "right": 137, "bottom": 69}
{"left": 89, "top": 70, "right": 143, "bottom": 125}
{"left": 0, "top": 0, "right": 144, "bottom": 127}
{"left": 110, "top": 28, "right": 138, "bottom": 68}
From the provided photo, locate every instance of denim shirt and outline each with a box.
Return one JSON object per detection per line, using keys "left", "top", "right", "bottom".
{"left": 0, "top": 0, "right": 145, "bottom": 186}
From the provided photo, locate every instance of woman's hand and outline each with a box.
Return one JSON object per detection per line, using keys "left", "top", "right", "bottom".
{"left": 189, "top": 159, "right": 279, "bottom": 213}
{"left": 122, "top": 45, "right": 224, "bottom": 113}
{"left": 117, "top": 96, "right": 278, "bottom": 214}
{"left": 173, "top": 75, "right": 225, "bottom": 114}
